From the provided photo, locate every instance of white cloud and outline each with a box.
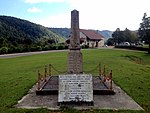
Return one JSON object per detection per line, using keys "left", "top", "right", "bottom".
{"left": 27, "top": 0, "right": 150, "bottom": 30}
{"left": 35, "top": 13, "right": 70, "bottom": 28}
{"left": 67, "top": 0, "right": 150, "bottom": 30}
{"left": 27, "top": 7, "right": 42, "bottom": 13}
{"left": 25, "top": 0, "right": 67, "bottom": 4}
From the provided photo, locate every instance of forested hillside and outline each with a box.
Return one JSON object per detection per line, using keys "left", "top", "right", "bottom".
{"left": 0, "top": 16, "right": 113, "bottom": 54}
{"left": 0, "top": 16, "right": 65, "bottom": 54}
{"left": 49, "top": 28, "right": 70, "bottom": 39}
{"left": 97, "top": 30, "right": 113, "bottom": 39}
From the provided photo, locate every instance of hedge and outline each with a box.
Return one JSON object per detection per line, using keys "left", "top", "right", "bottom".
{"left": 115, "top": 46, "right": 148, "bottom": 51}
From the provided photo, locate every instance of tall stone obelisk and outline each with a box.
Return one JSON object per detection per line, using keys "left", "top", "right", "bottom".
{"left": 68, "top": 10, "right": 83, "bottom": 74}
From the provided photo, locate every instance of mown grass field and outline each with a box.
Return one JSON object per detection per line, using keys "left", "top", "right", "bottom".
{"left": 0, "top": 49, "right": 150, "bottom": 113}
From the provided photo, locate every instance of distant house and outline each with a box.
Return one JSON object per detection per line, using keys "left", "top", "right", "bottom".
{"left": 80, "top": 29, "right": 104, "bottom": 47}
{"left": 66, "top": 29, "right": 105, "bottom": 48}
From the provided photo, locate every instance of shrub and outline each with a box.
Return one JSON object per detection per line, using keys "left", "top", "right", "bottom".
{"left": 30, "top": 46, "right": 37, "bottom": 52}
{"left": 36, "top": 46, "right": 42, "bottom": 51}
{"left": 22, "top": 46, "right": 31, "bottom": 52}
{"left": 81, "top": 44, "right": 89, "bottom": 49}
{"left": 57, "top": 44, "right": 65, "bottom": 50}
{"left": 115, "top": 46, "right": 148, "bottom": 51}
{"left": 42, "top": 45, "right": 49, "bottom": 51}
{"left": 0, "top": 47, "right": 9, "bottom": 54}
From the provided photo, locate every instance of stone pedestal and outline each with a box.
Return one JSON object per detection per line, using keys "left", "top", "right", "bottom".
{"left": 68, "top": 50, "right": 83, "bottom": 74}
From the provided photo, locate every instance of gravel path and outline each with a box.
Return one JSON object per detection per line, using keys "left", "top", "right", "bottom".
{"left": 0, "top": 50, "right": 67, "bottom": 58}
{"left": 0, "top": 47, "right": 145, "bottom": 59}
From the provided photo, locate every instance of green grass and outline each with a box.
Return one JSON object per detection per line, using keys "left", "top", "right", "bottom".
{"left": 0, "top": 49, "right": 150, "bottom": 113}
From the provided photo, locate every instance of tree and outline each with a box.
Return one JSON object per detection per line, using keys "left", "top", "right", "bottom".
{"left": 112, "top": 28, "right": 121, "bottom": 45}
{"left": 124, "top": 28, "right": 132, "bottom": 43}
{"left": 138, "top": 13, "right": 150, "bottom": 54}
{"left": 130, "top": 31, "right": 138, "bottom": 43}
{"left": 112, "top": 28, "right": 137, "bottom": 45}
{"left": 106, "top": 38, "right": 114, "bottom": 46}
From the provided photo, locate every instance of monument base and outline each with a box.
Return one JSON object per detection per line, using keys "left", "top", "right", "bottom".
{"left": 36, "top": 76, "right": 115, "bottom": 96}
{"left": 58, "top": 101, "right": 94, "bottom": 106}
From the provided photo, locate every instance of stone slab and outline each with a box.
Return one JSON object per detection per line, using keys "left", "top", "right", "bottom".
{"left": 58, "top": 74, "right": 93, "bottom": 103}
{"left": 15, "top": 81, "right": 144, "bottom": 110}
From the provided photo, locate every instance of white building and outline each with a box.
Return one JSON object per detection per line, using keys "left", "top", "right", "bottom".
{"left": 66, "top": 29, "right": 105, "bottom": 48}
{"left": 80, "top": 29, "right": 104, "bottom": 47}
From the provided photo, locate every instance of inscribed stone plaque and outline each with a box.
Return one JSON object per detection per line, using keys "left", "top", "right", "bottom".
{"left": 58, "top": 74, "right": 93, "bottom": 102}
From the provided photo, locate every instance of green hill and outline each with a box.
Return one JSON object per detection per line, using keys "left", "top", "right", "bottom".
{"left": 49, "top": 28, "right": 70, "bottom": 39}
{"left": 96, "top": 30, "right": 113, "bottom": 40}
{"left": 0, "top": 16, "right": 65, "bottom": 54}
{"left": 49, "top": 28, "right": 112, "bottom": 40}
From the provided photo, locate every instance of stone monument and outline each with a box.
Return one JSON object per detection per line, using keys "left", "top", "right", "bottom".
{"left": 58, "top": 10, "right": 93, "bottom": 104}
{"left": 35, "top": 9, "right": 115, "bottom": 106}
{"left": 68, "top": 10, "right": 83, "bottom": 74}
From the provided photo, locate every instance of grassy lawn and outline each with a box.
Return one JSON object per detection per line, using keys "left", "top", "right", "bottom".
{"left": 0, "top": 49, "right": 150, "bottom": 113}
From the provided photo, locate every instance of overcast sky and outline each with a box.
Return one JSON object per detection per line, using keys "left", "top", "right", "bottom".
{"left": 0, "top": 0, "right": 150, "bottom": 31}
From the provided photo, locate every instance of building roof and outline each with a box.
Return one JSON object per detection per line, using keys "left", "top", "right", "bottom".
{"left": 80, "top": 29, "right": 104, "bottom": 40}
